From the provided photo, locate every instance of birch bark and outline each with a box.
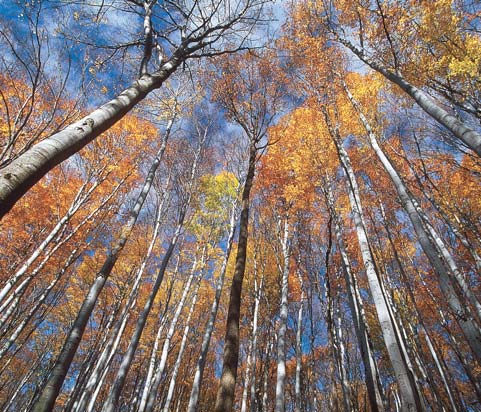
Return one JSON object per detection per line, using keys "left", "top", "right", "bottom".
{"left": 31, "top": 116, "right": 175, "bottom": 412}
{"left": 343, "top": 85, "right": 481, "bottom": 362}
{"left": 325, "top": 110, "right": 425, "bottom": 412}
{"left": 324, "top": 177, "right": 386, "bottom": 412}
{"left": 336, "top": 36, "right": 481, "bottom": 157}
{"left": 142, "top": 247, "right": 207, "bottom": 412}
{"left": 274, "top": 218, "right": 290, "bottom": 412}
{"left": 161, "top": 276, "right": 202, "bottom": 412}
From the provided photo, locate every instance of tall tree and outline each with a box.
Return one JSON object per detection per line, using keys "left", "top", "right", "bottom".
{"left": 212, "top": 50, "right": 285, "bottom": 412}
{"left": 31, "top": 105, "right": 178, "bottom": 412}
{"left": 0, "top": 0, "right": 270, "bottom": 217}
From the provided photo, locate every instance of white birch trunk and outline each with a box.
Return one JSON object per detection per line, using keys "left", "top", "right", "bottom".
{"left": 136, "top": 272, "right": 179, "bottom": 412}
{"left": 101, "top": 220, "right": 184, "bottom": 412}
{"left": 0, "top": 247, "right": 79, "bottom": 360}
{"left": 240, "top": 333, "right": 254, "bottom": 412}
{"left": 240, "top": 272, "right": 261, "bottom": 412}
{"left": 0, "top": 60, "right": 181, "bottom": 217}
{"left": 327, "top": 113, "right": 424, "bottom": 412}
{"left": 103, "top": 129, "right": 203, "bottom": 412}
{"left": 343, "top": 85, "right": 481, "bottom": 362}
{"left": 274, "top": 218, "right": 290, "bottom": 412}
{"left": 0, "top": 177, "right": 99, "bottom": 307}
{"left": 136, "top": 313, "right": 168, "bottom": 412}
{"left": 74, "top": 187, "right": 169, "bottom": 412}
{"left": 31, "top": 115, "right": 175, "bottom": 412}
{"left": 294, "top": 270, "right": 304, "bottom": 412}
{"left": 325, "top": 181, "right": 385, "bottom": 412}
{"left": 262, "top": 338, "right": 273, "bottom": 412}
{"left": 162, "top": 276, "right": 202, "bottom": 412}
{"left": 419, "top": 325, "right": 458, "bottom": 412}
{"left": 142, "top": 247, "right": 207, "bottom": 412}
{"left": 249, "top": 268, "right": 263, "bottom": 412}
{"left": 0, "top": 171, "right": 128, "bottom": 330}
{"left": 335, "top": 302, "right": 353, "bottom": 412}
{"left": 336, "top": 36, "right": 481, "bottom": 156}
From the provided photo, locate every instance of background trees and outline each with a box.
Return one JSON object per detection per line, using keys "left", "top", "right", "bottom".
{"left": 0, "top": 1, "right": 480, "bottom": 411}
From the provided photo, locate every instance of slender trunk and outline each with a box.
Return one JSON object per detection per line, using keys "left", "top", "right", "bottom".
{"left": 324, "top": 256, "right": 352, "bottom": 411}
{"left": 294, "top": 271, "right": 304, "bottom": 412}
{"left": 336, "top": 36, "right": 481, "bottom": 156}
{"left": 325, "top": 110, "right": 424, "bottom": 412}
{"left": 249, "top": 268, "right": 263, "bottom": 412}
{"left": 344, "top": 85, "right": 481, "bottom": 362}
{"left": 0, "top": 177, "right": 99, "bottom": 308}
{"left": 31, "top": 120, "right": 174, "bottom": 412}
{"left": 73, "top": 186, "right": 169, "bottom": 412}
{"left": 187, "top": 199, "right": 238, "bottom": 412}
{"left": 143, "top": 247, "right": 208, "bottom": 412}
{"left": 261, "top": 337, "right": 273, "bottom": 412}
{"left": 83, "top": 309, "right": 132, "bottom": 412}
{"left": 274, "top": 217, "right": 290, "bottom": 412}
{"left": 336, "top": 300, "right": 354, "bottom": 412}
{"left": 380, "top": 210, "right": 462, "bottom": 411}
{"left": 106, "top": 133, "right": 203, "bottom": 412}
{"left": 418, "top": 325, "right": 458, "bottom": 412}
{"left": 162, "top": 276, "right": 202, "bottom": 412}
{"left": 241, "top": 341, "right": 253, "bottom": 412}
{"left": 0, "top": 247, "right": 79, "bottom": 360}
{"left": 324, "top": 181, "right": 385, "bottom": 412}
{"left": 423, "top": 278, "right": 481, "bottom": 400}
{"left": 102, "top": 219, "right": 184, "bottom": 412}
{"left": 0, "top": 173, "right": 128, "bottom": 329}
{"left": 2, "top": 352, "right": 47, "bottom": 411}
{"left": 137, "top": 284, "right": 175, "bottom": 412}
{"left": 214, "top": 144, "right": 257, "bottom": 412}
{"left": 139, "top": 1, "right": 155, "bottom": 76}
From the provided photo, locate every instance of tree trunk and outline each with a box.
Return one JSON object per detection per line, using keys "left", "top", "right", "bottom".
{"left": 324, "top": 180, "right": 385, "bottom": 412}
{"left": 214, "top": 144, "right": 257, "bottom": 412}
{"left": 336, "top": 36, "right": 481, "bottom": 156}
{"left": 143, "top": 246, "right": 208, "bottom": 412}
{"left": 0, "top": 60, "right": 181, "bottom": 218}
{"left": 0, "top": 247, "right": 79, "bottom": 360}
{"left": 262, "top": 337, "right": 273, "bottom": 412}
{"left": 249, "top": 268, "right": 263, "bottom": 412}
{"left": 0, "top": 173, "right": 128, "bottom": 329}
{"left": 187, "top": 199, "right": 238, "bottom": 412}
{"left": 136, "top": 311, "right": 169, "bottom": 412}
{"left": 101, "top": 218, "right": 184, "bottom": 412}
{"left": 241, "top": 271, "right": 262, "bottom": 412}
{"left": 162, "top": 275, "right": 202, "bottom": 412}
{"left": 418, "top": 325, "right": 458, "bottom": 412}
{"left": 323, "top": 230, "right": 353, "bottom": 412}
{"left": 0, "top": 179, "right": 90, "bottom": 305}
{"left": 325, "top": 110, "right": 425, "bottom": 412}
{"left": 294, "top": 270, "right": 304, "bottom": 412}
{"left": 31, "top": 120, "right": 174, "bottom": 412}
{"left": 73, "top": 185, "right": 169, "bottom": 412}
{"left": 274, "top": 217, "right": 290, "bottom": 412}
{"left": 343, "top": 85, "right": 481, "bottom": 363}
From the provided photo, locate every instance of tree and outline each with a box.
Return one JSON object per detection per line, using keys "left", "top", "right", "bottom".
{"left": 211, "top": 50, "right": 285, "bottom": 412}
{"left": 323, "top": 0, "right": 481, "bottom": 156}
{"left": 31, "top": 103, "right": 178, "bottom": 412}
{"left": 0, "top": 0, "right": 270, "bottom": 218}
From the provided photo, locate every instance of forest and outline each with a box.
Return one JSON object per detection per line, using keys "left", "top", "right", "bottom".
{"left": 0, "top": 1, "right": 480, "bottom": 411}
